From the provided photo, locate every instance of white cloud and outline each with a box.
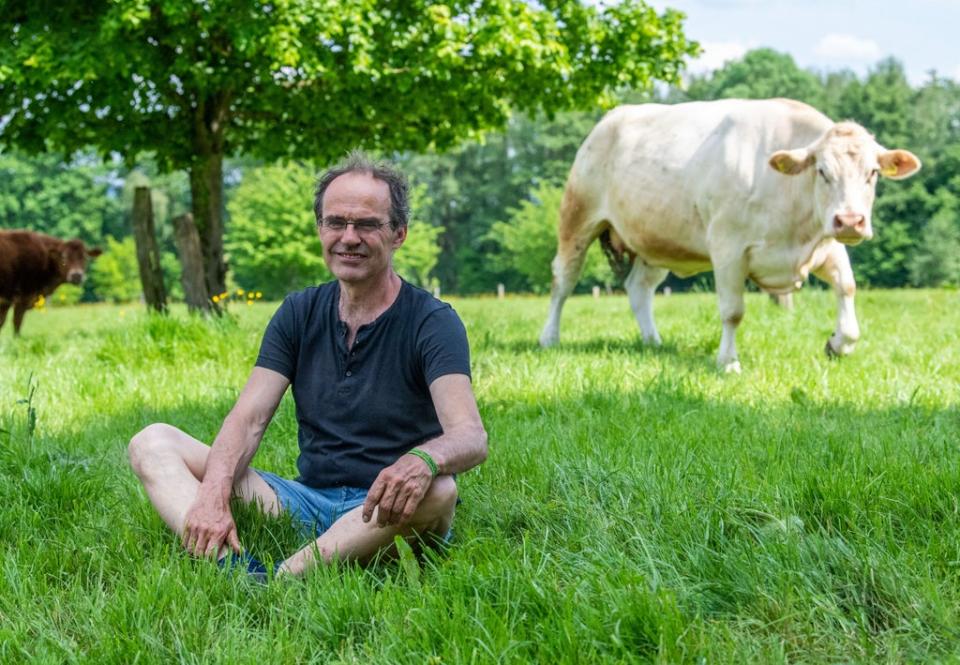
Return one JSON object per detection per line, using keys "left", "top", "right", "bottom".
{"left": 814, "top": 34, "right": 881, "bottom": 61}
{"left": 686, "top": 40, "right": 750, "bottom": 74}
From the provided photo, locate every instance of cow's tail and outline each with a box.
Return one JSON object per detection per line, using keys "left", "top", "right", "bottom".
{"left": 599, "top": 229, "right": 634, "bottom": 284}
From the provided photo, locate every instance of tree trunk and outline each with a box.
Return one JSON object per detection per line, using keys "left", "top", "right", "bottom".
{"left": 189, "top": 151, "right": 226, "bottom": 301}
{"left": 131, "top": 187, "right": 168, "bottom": 314}
{"left": 189, "top": 93, "right": 230, "bottom": 306}
{"left": 172, "top": 213, "right": 211, "bottom": 313}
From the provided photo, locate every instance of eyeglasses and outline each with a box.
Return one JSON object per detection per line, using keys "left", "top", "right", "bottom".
{"left": 319, "top": 218, "right": 389, "bottom": 234}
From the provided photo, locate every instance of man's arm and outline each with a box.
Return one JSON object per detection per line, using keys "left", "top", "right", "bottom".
{"left": 182, "top": 366, "right": 290, "bottom": 557}
{"left": 362, "top": 373, "right": 487, "bottom": 527}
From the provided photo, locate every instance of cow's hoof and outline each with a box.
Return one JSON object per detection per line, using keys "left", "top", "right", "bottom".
{"left": 539, "top": 333, "right": 559, "bottom": 348}
{"left": 824, "top": 339, "right": 839, "bottom": 359}
{"left": 721, "top": 360, "right": 742, "bottom": 374}
{"left": 641, "top": 334, "right": 663, "bottom": 347}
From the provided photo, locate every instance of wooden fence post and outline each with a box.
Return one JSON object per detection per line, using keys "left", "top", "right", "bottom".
{"left": 131, "top": 187, "right": 168, "bottom": 314}
{"left": 172, "top": 212, "right": 211, "bottom": 313}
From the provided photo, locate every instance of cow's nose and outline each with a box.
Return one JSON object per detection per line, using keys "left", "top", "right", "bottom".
{"left": 68, "top": 272, "right": 84, "bottom": 285}
{"left": 833, "top": 213, "right": 865, "bottom": 234}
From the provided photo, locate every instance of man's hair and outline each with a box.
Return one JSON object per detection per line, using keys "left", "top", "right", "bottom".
{"left": 313, "top": 150, "right": 410, "bottom": 230}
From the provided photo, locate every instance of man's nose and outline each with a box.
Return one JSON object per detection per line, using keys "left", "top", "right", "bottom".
{"left": 341, "top": 223, "right": 362, "bottom": 242}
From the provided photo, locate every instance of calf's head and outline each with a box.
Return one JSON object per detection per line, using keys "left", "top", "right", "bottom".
{"left": 54, "top": 240, "right": 103, "bottom": 285}
{"left": 769, "top": 122, "right": 921, "bottom": 245}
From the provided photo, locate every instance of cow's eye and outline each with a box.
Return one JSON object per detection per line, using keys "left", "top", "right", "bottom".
{"left": 817, "top": 168, "right": 830, "bottom": 183}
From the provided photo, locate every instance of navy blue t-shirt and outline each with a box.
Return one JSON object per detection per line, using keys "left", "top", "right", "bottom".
{"left": 255, "top": 280, "right": 471, "bottom": 489}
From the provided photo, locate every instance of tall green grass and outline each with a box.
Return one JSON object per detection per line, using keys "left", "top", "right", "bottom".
{"left": 1, "top": 290, "right": 958, "bottom": 663}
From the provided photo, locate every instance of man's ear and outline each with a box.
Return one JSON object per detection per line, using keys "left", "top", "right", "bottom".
{"left": 392, "top": 224, "right": 407, "bottom": 250}
{"left": 878, "top": 149, "right": 921, "bottom": 180}
{"left": 87, "top": 247, "right": 103, "bottom": 258}
{"left": 769, "top": 148, "right": 814, "bottom": 175}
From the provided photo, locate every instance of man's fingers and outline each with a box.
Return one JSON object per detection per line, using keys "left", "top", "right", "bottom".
{"left": 193, "top": 531, "right": 210, "bottom": 558}
{"left": 204, "top": 536, "right": 222, "bottom": 559}
{"left": 399, "top": 487, "right": 425, "bottom": 525}
{"left": 363, "top": 479, "right": 386, "bottom": 523}
{"left": 182, "top": 526, "right": 197, "bottom": 554}
{"left": 378, "top": 485, "right": 401, "bottom": 526}
{"left": 228, "top": 528, "right": 242, "bottom": 554}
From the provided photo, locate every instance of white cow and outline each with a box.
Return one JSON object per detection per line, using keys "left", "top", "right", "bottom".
{"left": 539, "top": 99, "right": 921, "bottom": 372}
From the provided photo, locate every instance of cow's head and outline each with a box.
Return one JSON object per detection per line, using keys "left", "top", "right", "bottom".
{"left": 768, "top": 122, "right": 921, "bottom": 245}
{"left": 52, "top": 240, "right": 103, "bottom": 285}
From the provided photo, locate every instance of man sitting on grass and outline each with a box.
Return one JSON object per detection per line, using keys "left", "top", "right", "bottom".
{"left": 128, "top": 152, "right": 487, "bottom": 579}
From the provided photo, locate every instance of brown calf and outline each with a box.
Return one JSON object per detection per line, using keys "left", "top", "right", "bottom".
{"left": 0, "top": 230, "right": 102, "bottom": 335}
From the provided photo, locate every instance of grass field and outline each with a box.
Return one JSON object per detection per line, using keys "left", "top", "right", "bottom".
{"left": 1, "top": 289, "right": 958, "bottom": 663}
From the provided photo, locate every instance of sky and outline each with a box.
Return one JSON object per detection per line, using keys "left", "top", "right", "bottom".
{"left": 645, "top": 0, "right": 960, "bottom": 86}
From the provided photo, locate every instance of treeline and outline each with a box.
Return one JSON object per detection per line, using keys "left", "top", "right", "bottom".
{"left": 2, "top": 49, "right": 958, "bottom": 301}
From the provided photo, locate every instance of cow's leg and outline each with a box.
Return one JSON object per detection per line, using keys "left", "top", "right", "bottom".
{"left": 539, "top": 189, "right": 595, "bottom": 348}
{"left": 624, "top": 259, "right": 668, "bottom": 345}
{"left": 12, "top": 299, "right": 30, "bottom": 335}
{"left": 713, "top": 262, "right": 747, "bottom": 373}
{"left": 770, "top": 292, "right": 794, "bottom": 310}
{"left": 0, "top": 301, "right": 10, "bottom": 333}
{"left": 813, "top": 242, "right": 859, "bottom": 357}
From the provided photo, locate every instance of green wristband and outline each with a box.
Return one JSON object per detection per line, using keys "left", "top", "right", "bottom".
{"left": 406, "top": 448, "right": 438, "bottom": 477}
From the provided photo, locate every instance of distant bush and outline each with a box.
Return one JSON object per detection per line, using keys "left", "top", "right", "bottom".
{"left": 89, "top": 236, "right": 141, "bottom": 303}
{"left": 487, "top": 183, "right": 613, "bottom": 294}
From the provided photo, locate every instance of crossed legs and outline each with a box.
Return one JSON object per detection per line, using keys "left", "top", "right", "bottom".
{"left": 127, "top": 423, "right": 457, "bottom": 572}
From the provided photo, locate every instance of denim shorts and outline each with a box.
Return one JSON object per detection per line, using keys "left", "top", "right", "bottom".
{"left": 255, "top": 469, "right": 369, "bottom": 539}
{"left": 254, "top": 469, "right": 454, "bottom": 543}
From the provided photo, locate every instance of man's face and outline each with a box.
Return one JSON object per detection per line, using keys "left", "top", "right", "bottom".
{"left": 319, "top": 172, "right": 406, "bottom": 285}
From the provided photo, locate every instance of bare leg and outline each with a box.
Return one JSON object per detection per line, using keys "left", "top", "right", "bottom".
{"left": 127, "top": 423, "right": 280, "bottom": 537}
{"left": 813, "top": 242, "right": 860, "bottom": 356}
{"left": 624, "top": 259, "right": 668, "bottom": 345}
{"left": 12, "top": 299, "right": 29, "bottom": 335}
{"left": 540, "top": 188, "right": 596, "bottom": 347}
{"left": 281, "top": 476, "right": 458, "bottom": 573}
{"left": 713, "top": 261, "right": 747, "bottom": 373}
{"left": 0, "top": 301, "right": 9, "bottom": 333}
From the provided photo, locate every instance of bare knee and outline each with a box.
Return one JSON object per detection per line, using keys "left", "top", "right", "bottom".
{"left": 128, "top": 423, "right": 179, "bottom": 478}
{"left": 415, "top": 475, "right": 458, "bottom": 527}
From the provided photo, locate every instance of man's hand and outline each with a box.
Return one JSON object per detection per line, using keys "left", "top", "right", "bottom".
{"left": 182, "top": 495, "right": 242, "bottom": 558}
{"left": 362, "top": 454, "right": 434, "bottom": 527}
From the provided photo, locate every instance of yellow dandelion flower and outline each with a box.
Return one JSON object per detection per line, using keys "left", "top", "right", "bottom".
{"left": 246, "top": 301, "right": 253, "bottom": 307}
{"left": 256, "top": 292, "right": 263, "bottom": 299}
{"left": 237, "top": 288, "right": 244, "bottom": 296}
{"left": 212, "top": 295, "right": 220, "bottom": 303}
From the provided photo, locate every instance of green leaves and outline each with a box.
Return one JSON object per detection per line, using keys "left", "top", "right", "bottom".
{"left": 0, "top": 1, "right": 697, "bottom": 167}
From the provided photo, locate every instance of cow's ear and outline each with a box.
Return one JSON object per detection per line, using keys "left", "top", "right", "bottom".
{"left": 769, "top": 149, "right": 814, "bottom": 175}
{"left": 877, "top": 149, "right": 921, "bottom": 180}
{"left": 87, "top": 247, "right": 103, "bottom": 258}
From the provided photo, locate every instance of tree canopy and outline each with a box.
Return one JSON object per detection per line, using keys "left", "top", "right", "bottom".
{"left": 1, "top": 0, "right": 697, "bottom": 305}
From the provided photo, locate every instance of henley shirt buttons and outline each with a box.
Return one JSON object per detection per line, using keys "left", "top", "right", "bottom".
{"left": 346, "top": 370, "right": 353, "bottom": 377}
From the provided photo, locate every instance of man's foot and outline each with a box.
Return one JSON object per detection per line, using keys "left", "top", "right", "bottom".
{"left": 217, "top": 552, "right": 272, "bottom": 583}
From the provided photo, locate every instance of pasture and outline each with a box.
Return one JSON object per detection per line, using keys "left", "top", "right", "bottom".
{"left": 1, "top": 289, "right": 958, "bottom": 663}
